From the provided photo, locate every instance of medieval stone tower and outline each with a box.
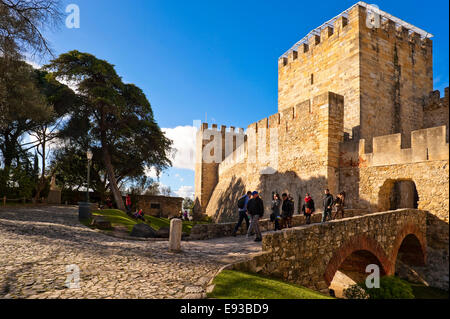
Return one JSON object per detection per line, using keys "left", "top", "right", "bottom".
{"left": 278, "top": 2, "right": 433, "bottom": 150}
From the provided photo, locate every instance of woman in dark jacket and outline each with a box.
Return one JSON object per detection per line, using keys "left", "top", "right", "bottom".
{"left": 301, "top": 193, "right": 315, "bottom": 225}
{"left": 270, "top": 193, "right": 281, "bottom": 231}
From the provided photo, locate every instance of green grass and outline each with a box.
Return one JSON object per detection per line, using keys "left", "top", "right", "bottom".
{"left": 348, "top": 277, "right": 449, "bottom": 300}
{"left": 87, "top": 209, "right": 209, "bottom": 235}
{"left": 207, "top": 270, "right": 333, "bottom": 299}
{"left": 91, "top": 209, "right": 138, "bottom": 232}
{"left": 409, "top": 282, "right": 449, "bottom": 299}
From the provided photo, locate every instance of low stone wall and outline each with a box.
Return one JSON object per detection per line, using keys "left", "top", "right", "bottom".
{"left": 190, "top": 209, "right": 367, "bottom": 240}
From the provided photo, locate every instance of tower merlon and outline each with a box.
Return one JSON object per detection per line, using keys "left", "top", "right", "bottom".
{"left": 333, "top": 16, "right": 348, "bottom": 31}
{"left": 309, "top": 34, "right": 321, "bottom": 47}
{"left": 320, "top": 26, "right": 334, "bottom": 39}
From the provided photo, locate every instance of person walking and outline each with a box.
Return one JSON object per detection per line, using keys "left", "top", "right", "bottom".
{"left": 125, "top": 194, "right": 132, "bottom": 215}
{"left": 301, "top": 193, "right": 315, "bottom": 224}
{"left": 232, "top": 191, "right": 252, "bottom": 237}
{"left": 322, "top": 189, "right": 334, "bottom": 223}
{"left": 247, "top": 191, "right": 264, "bottom": 242}
{"left": 333, "top": 191, "right": 346, "bottom": 219}
{"left": 270, "top": 193, "right": 281, "bottom": 231}
{"left": 281, "top": 193, "right": 294, "bottom": 229}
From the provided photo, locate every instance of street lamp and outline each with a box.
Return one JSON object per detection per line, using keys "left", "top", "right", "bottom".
{"left": 86, "top": 150, "right": 93, "bottom": 203}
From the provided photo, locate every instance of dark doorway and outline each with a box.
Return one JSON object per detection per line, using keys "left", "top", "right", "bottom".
{"left": 389, "top": 181, "right": 419, "bottom": 210}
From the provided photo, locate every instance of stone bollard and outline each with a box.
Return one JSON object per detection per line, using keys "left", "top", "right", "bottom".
{"left": 169, "top": 218, "right": 182, "bottom": 252}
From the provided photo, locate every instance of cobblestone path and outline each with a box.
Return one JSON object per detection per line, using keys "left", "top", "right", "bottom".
{"left": 0, "top": 206, "right": 262, "bottom": 299}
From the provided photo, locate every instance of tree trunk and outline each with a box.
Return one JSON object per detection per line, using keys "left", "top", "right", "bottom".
{"left": 102, "top": 146, "right": 125, "bottom": 211}
{"left": 99, "top": 106, "right": 124, "bottom": 211}
{"left": 34, "top": 129, "right": 46, "bottom": 202}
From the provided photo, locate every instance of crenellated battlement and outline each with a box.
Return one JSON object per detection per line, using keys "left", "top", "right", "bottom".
{"left": 196, "top": 122, "right": 246, "bottom": 165}
{"left": 359, "top": 125, "right": 449, "bottom": 167}
{"left": 278, "top": 9, "right": 352, "bottom": 68}
{"left": 198, "top": 122, "right": 245, "bottom": 134}
{"left": 279, "top": 2, "right": 432, "bottom": 69}
{"left": 423, "top": 87, "right": 449, "bottom": 112}
{"left": 218, "top": 92, "right": 344, "bottom": 176}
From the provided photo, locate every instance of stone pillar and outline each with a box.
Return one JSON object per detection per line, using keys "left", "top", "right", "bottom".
{"left": 169, "top": 219, "right": 182, "bottom": 252}
{"left": 47, "top": 176, "right": 62, "bottom": 205}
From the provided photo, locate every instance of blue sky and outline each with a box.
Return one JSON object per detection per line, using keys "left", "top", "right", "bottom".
{"left": 37, "top": 0, "right": 449, "bottom": 198}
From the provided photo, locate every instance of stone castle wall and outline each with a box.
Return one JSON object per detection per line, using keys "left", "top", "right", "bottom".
{"left": 204, "top": 92, "right": 344, "bottom": 222}
{"left": 338, "top": 125, "right": 449, "bottom": 290}
{"left": 423, "top": 88, "right": 449, "bottom": 139}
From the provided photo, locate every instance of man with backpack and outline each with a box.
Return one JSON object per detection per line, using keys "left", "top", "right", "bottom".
{"left": 232, "top": 191, "right": 252, "bottom": 237}
{"left": 281, "top": 193, "right": 294, "bottom": 229}
{"left": 322, "top": 189, "right": 334, "bottom": 223}
{"left": 247, "top": 191, "right": 264, "bottom": 242}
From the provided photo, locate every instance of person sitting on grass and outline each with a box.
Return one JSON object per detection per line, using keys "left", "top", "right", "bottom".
{"left": 133, "top": 209, "right": 145, "bottom": 221}
{"left": 106, "top": 197, "right": 113, "bottom": 209}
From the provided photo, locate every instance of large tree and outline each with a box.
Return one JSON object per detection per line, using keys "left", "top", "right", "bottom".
{"left": 46, "top": 51, "right": 173, "bottom": 210}
{"left": 0, "top": 58, "right": 52, "bottom": 184}
{"left": 0, "top": 0, "right": 62, "bottom": 58}
{"left": 27, "top": 69, "right": 77, "bottom": 200}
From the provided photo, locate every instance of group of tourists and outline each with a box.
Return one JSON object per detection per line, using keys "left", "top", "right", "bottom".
{"left": 124, "top": 194, "right": 146, "bottom": 221}
{"left": 320, "top": 189, "right": 346, "bottom": 223}
{"left": 232, "top": 189, "right": 346, "bottom": 240}
{"left": 178, "top": 210, "right": 190, "bottom": 221}
{"left": 269, "top": 193, "right": 295, "bottom": 230}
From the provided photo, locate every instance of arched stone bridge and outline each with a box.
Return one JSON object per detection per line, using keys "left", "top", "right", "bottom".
{"left": 230, "top": 208, "right": 427, "bottom": 294}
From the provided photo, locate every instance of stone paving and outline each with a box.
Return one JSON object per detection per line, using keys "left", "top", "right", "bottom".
{"left": 0, "top": 206, "right": 262, "bottom": 299}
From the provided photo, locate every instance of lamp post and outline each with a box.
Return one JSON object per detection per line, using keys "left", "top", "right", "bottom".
{"left": 86, "top": 150, "right": 93, "bottom": 203}
{"left": 78, "top": 149, "right": 93, "bottom": 221}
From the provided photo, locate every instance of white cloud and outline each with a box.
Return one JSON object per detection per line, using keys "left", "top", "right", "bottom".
{"left": 25, "top": 60, "right": 42, "bottom": 70}
{"left": 175, "top": 185, "right": 195, "bottom": 199}
{"left": 144, "top": 166, "right": 159, "bottom": 179}
{"left": 162, "top": 125, "right": 197, "bottom": 171}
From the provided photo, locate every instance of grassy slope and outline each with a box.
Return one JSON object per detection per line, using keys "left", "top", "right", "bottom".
{"left": 90, "top": 209, "right": 207, "bottom": 234}
{"left": 207, "top": 270, "right": 332, "bottom": 299}
{"left": 409, "top": 282, "right": 449, "bottom": 299}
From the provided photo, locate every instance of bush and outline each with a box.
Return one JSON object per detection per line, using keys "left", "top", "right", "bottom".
{"left": 344, "top": 284, "right": 369, "bottom": 299}
{"left": 199, "top": 215, "right": 213, "bottom": 223}
{"left": 358, "top": 276, "right": 415, "bottom": 299}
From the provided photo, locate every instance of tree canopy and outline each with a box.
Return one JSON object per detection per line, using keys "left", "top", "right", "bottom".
{"left": 45, "top": 50, "right": 173, "bottom": 209}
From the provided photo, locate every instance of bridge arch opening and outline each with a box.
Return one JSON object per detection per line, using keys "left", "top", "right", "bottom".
{"left": 394, "top": 232, "right": 427, "bottom": 283}
{"left": 378, "top": 179, "right": 419, "bottom": 212}
{"left": 325, "top": 235, "right": 391, "bottom": 298}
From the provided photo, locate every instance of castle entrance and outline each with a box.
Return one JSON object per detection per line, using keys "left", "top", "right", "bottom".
{"left": 378, "top": 179, "right": 419, "bottom": 211}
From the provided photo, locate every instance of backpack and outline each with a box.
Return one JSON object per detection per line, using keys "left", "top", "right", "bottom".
{"left": 288, "top": 200, "right": 294, "bottom": 216}
{"left": 237, "top": 196, "right": 246, "bottom": 209}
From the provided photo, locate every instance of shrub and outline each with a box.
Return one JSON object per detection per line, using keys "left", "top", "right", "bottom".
{"left": 360, "top": 276, "right": 414, "bottom": 299}
{"left": 200, "top": 215, "right": 213, "bottom": 223}
{"left": 344, "top": 284, "right": 369, "bottom": 299}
